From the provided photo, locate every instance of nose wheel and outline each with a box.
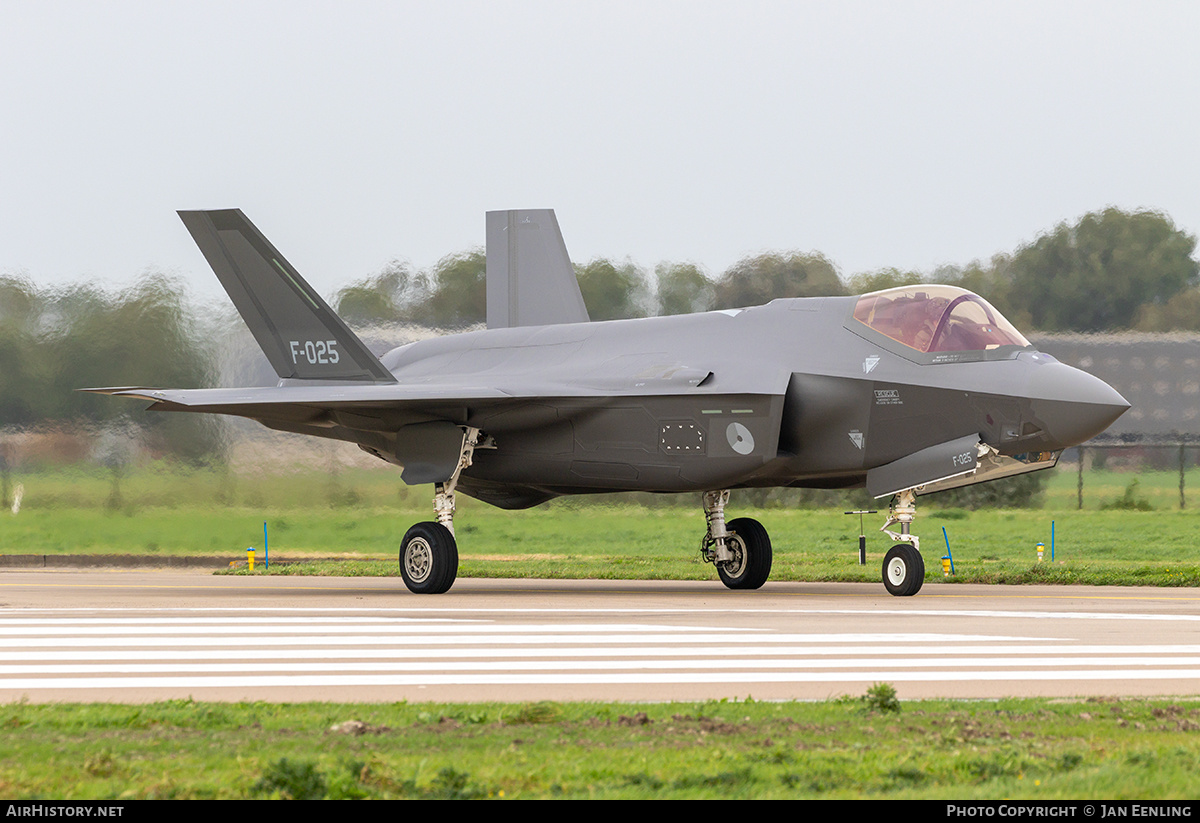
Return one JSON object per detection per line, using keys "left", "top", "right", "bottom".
{"left": 882, "top": 543, "right": 924, "bottom": 596}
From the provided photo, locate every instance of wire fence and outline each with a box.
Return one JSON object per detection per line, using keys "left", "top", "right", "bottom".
{"left": 1068, "top": 443, "right": 1198, "bottom": 510}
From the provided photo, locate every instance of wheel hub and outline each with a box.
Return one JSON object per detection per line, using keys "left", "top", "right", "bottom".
{"left": 404, "top": 537, "right": 433, "bottom": 583}
{"left": 721, "top": 535, "right": 747, "bottom": 577}
{"left": 886, "top": 556, "right": 907, "bottom": 586}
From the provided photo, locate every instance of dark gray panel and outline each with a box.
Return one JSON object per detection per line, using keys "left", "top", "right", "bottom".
{"left": 866, "top": 434, "right": 981, "bottom": 498}
{"left": 396, "top": 421, "right": 466, "bottom": 485}
{"left": 569, "top": 461, "right": 640, "bottom": 481}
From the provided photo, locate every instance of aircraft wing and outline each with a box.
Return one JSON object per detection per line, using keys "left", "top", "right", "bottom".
{"left": 84, "top": 365, "right": 785, "bottom": 488}
{"left": 84, "top": 384, "right": 512, "bottom": 407}
{"left": 81, "top": 357, "right": 764, "bottom": 429}
{"left": 81, "top": 383, "right": 514, "bottom": 430}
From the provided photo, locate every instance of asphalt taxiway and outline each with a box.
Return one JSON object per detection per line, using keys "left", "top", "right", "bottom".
{"left": 1, "top": 569, "right": 1198, "bottom": 703}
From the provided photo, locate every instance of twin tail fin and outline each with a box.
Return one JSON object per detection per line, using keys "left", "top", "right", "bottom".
{"left": 485, "top": 209, "right": 589, "bottom": 329}
{"left": 177, "top": 209, "right": 395, "bottom": 383}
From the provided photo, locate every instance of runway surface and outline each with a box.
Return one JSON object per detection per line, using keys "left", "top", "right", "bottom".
{"left": 1, "top": 569, "right": 1199, "bottom": 702}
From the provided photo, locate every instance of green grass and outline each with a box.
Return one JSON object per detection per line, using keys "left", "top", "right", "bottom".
{"left": 217, "top": 507, "right": 1200, "bottom": 588}
{"left": 5, "top": 464, "right": 1200, "bottom": 588}
{"left": 2, "top": 696, "right": 1199, "bottom": 799}
{"left": 1045, "top": 463, "right": 1200, "bottom": 511}
{"left": 3, "top": 465, "right": 1199, "bottom": 799}
{"left": 12, "top": 461, "right": 1200, "bottom": 513}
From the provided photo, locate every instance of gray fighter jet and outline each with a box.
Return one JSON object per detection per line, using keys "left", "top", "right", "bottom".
{"left": 88, "top": 209, "right": 1129, "bottom": 596}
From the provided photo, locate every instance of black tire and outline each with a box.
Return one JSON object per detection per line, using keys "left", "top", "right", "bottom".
{"left": 717, "top": 517, "right": 772, "bottom": 590}
{"left": 882, "top": 543, "right": 924, "bottom": 596}
{"left": 399, "top": 522, "right": 458, "bottom": 594}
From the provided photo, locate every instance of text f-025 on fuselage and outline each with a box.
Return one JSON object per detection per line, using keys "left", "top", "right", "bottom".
{"left": 87, "top": 209, "right": 1129, "bottom": 596}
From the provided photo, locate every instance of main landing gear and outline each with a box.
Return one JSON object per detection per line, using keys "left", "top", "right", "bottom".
{"left": 700, "top": 490, "right": 772, "bottom": 589}
{"left": 398, "top": 427, "right": 482, "bottom": 594}
{"left": 879, "top": 488, "right": 924, "bottom": 596}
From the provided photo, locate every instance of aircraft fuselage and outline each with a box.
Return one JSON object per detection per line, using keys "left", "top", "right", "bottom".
{"left": 376, "top": 294, "right": 1126, "bottom": 508}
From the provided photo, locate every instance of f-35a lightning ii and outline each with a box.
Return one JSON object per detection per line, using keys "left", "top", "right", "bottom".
{"left": 89, "top": 209, "right": 1129, "bottom": 596}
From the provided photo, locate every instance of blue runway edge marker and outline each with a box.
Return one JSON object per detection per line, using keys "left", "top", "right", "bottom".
{"left": 942, "top": 527, "right": 955, "bottom": 575}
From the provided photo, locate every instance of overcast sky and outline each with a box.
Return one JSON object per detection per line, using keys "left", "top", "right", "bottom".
{"left": 2, "top": 1, "right": 1198, "bottom": 304}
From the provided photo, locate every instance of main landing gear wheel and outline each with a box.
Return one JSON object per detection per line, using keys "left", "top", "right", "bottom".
{"left": 882, "top": 543, "right": 924, "bottom": 597}
{"left": 717, "top": 517, "right": 773, "bottom": 590}
{"left": 400, "top": 522, "right": 458, "bottom": 594}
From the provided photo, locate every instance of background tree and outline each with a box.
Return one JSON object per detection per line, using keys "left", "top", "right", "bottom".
{"left": 846, "top": 267, "right": 923, "bottom": 295}
{"left": 0, "top": 274, "right": 220, "bottom": 464}
{"left": 576, "top": 258, "right": 650, "bottom": 321}
{"left": 426, "top": 249, "right": 487, "bottom": 328}
{"left": 654, "top": 262, "right": 712, "bottom": 316}
{"left": 710, "top": 251, "right": 845, "bottom": 310}
{"left": 1133, "top": 288, "right": 1200, "bottom": 331}
{"left": 0, "top": 277, "right": 42, "bottom": 425}
{"left": 335, "top": 260, "right": 428, "bottom": 326}
{"left": 1003, "top": 208, "right": 1198, "bottom": 331}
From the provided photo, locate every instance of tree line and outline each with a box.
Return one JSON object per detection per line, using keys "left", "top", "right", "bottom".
{"left": 0, "top": 275, "right": 219, "bottom": 463}
{"left": 334, "top": 207, "right": 1199, "bottom": 334}
{"left": 0, "top": 206, "right": 1196, "bottom": 463}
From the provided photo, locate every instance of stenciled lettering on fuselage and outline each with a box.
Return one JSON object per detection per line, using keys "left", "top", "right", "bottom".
{"left": 951, "top": 449, "right": 975, "bottom": 468}
{"left": 289, "top": 340, "right": 341, "bottom": 366}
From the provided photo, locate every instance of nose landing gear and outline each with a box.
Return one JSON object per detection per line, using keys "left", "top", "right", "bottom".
{"left": 879, "top": 488, "right": 924, "bottom": 596}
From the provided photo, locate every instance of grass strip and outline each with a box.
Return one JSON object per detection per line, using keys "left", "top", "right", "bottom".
{"left": 5, "top": 466, "right": 1200, "bottom": 588}
{"left": 2, "top": 694, "right": 1199, "bottom": 799}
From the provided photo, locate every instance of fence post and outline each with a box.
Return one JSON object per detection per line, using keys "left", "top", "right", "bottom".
{"left": 1180, "top": 444, "right": 1186, "bottom": 510}
{"left": 1077, "top": 446, "right": 1084, "bottom": 510}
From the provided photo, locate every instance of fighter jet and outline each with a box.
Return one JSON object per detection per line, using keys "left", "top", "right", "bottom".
{"left": 88, "top": 209, "right": 1129, "bottom": 596}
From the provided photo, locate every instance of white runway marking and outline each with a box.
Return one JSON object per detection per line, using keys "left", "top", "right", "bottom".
{"left": 5, "top": 671, "right": 1200, "bottom": 691}
{"left": 4, "top": 655, "right": 1200, "bottom": 675}
{"left": 2, "top": 609, "right": 1198, "bottom": 698}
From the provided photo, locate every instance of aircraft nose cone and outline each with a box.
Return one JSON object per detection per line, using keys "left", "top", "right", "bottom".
{"left": 1026, "top": 361, "right": 1130, "bottom": 449}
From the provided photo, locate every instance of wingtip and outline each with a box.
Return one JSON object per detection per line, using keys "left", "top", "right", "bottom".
{"left": 78, "top": 387, "right": 168, "bottom": 400}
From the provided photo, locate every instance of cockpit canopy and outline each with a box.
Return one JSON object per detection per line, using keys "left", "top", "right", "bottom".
{"left": 852, "top": 285, "right": 1029, "bottom": 355}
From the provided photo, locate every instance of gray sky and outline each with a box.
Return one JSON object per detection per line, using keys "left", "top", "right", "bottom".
{"left": 2, "top": 1, "right": 1198, "bottom": 303}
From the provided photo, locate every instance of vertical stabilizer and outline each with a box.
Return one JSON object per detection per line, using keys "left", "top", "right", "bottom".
{"left": 486, "top": 209, "right": 590, "bottom": 329}
{"left": 178, "top": 210, "right": 395, "bottom": 383}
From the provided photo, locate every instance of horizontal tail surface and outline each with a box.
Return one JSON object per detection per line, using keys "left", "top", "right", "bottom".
{"left": 178, "top": 209, "right": 395, "bottom": 383}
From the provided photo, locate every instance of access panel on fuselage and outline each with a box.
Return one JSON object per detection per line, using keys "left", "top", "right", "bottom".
{"left": 465, "top": 394, "right": 784, "bottom": 493}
